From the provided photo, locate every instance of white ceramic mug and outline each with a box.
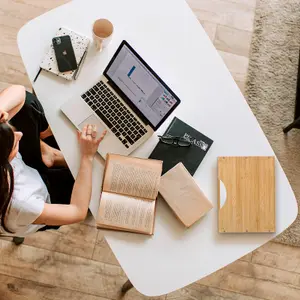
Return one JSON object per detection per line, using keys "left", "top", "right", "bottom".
{"left": 92, "top": 19, "right": 114, "bottom": 52}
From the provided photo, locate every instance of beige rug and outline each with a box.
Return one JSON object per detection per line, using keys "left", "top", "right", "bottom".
{"left": 245, "top": 0, "right": 300, "bottom": 246}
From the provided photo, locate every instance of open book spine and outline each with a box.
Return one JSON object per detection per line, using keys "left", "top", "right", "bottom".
{"left": 97, "top": 154, "right": 163, "bottom": 235}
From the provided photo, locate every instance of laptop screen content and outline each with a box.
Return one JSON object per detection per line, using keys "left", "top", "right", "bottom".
{"left": 106, "top": 43, "right": 179, "bottom": 127}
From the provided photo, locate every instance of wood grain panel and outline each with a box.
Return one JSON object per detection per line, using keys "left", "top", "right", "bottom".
{"left": 218, "top": 51, "right": 249, "bottom": 83}
{"left": 13, "top": 0, "right": 69, "bottom": 10}
{"left": 0, "top": 240, "right": 126, "bottom": 299}
{"left": 226, "top": 260, "right": 300, "bottom": 291}
{"left": 187, "top": 0, "right": 255, "bottom": 31}
{"left": 0, "top": 25, "right": 20, "bottom": 57}
{"left": 218, "top": 156, "right": 275, "bottom": 233}
{"left": 214, "top": 25, "right": 252, "bottom": 57}
{"left": 199, "top": 20, "right": 217, "bottom": 41}
{"left": 199, "top": 265, "right": 300, "bottom": 300}
{"left": 53, "top": 223, "right": 98, "bottom": 259}
{"left": 0, "top": 53, "right": 31, "bottom": 87}
{"left": 167, "top": 283, "right": 261, "bottom": 300}
{"left": 0, "top": 273, "right": 109, "bottom": 300}
{"left": 0, "top": 0, "right": 46, "bottom": 21}
{"left": 252, "top": 242, "right": 300, "bottom": 274}
{"left": 92, "top": 231, "right": 119, "bottom": 266}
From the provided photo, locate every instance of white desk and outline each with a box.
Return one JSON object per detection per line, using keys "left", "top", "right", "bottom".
{"left": 18, "top": 0, "right": 298, "bottom": 296}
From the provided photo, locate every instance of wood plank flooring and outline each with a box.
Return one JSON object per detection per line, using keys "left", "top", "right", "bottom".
{"left": 1, "top": 0, "right": 300, "bottom": 299}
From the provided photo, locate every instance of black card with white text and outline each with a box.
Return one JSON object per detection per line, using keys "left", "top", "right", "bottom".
{"left": 149, "top": 117, "right": 213, "bottom": 175}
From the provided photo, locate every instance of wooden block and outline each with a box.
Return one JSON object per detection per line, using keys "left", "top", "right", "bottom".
{"left": 218, "top": 156, "right": 275, "bottom": 233}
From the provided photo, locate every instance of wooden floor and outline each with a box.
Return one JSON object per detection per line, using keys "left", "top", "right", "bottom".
{"left": 1, "top": 0, "right": 300, "bottom": 299}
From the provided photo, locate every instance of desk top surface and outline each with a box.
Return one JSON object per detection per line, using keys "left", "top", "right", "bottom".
{"left": 18, "top": 0, "right": 298, "bottom": 296}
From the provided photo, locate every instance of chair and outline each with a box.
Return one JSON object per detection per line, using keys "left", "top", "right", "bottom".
{"left": 1, "top": 230, "right": 25, "bottom": 245}
{"left": 12, "top": 237, "right": 25, "bottom": 245}
{"left": 121, "top": 280, "right": 133, "bottom": 294}
{"left": 283, "top": 50, "right": 300, "bottom": 133}
{"left": 283, "top": 117, "right": 300, "bottom": 133}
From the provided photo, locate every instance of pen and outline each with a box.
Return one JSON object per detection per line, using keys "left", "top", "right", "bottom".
{"left": 74, "top": 49, "right": 88, "bottom": 80}
{"left": 33, "top": 67, "right": 42, "bottom": 83}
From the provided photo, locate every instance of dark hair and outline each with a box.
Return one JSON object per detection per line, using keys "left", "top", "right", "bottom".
{"left": 0, "top": 123, "right": 15, "bottom": 232}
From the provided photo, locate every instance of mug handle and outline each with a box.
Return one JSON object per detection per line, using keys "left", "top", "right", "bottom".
{"left": 92, "top": 23, "right": 103, "bottom": 52}
{"left": 94, "top": 38, "right": 103, "bottom": 52}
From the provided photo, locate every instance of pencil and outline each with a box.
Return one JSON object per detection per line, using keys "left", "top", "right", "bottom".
{"left": 73, "top": 50, "right": 88, "bottom": 80}
{"left": 33, "top": 67, "right": 42, "bottom": 83}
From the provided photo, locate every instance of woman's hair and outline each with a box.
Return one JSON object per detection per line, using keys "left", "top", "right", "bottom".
{"left": 0, "top": 122, "right": 15, "bottom": 232}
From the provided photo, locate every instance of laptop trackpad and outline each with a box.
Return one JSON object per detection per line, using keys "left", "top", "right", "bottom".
{"left": 78, "top": 115, "right": 108, "bottom": 140}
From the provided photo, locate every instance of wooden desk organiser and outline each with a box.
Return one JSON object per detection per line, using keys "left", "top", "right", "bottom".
{"left": 218, "top": 156, "right": 275, "bottom": 233}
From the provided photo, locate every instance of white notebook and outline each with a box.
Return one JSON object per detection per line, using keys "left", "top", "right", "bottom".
{"left": 40, "top": 27, "right": 90, "bottom": 81}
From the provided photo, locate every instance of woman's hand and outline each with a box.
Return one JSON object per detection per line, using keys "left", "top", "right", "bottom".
{"left": 78, "top": 124, "right": 106, "bottom": 160}
{"left": 0, "top": 85, "right": 25, "bottom": 121}
{"left": 0, "top": 109, "right": 8, "bottom": 123}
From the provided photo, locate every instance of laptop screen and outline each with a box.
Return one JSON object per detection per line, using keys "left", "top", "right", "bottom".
{"left": 105, "top": 41, "right": 180, "bottom": 129}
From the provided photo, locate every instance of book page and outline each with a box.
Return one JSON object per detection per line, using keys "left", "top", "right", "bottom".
{"left": 103, "top": 154, "right": 162, "bottom": 200}
{"left": 97, "top": 192, "right": 155, "bottom": 234}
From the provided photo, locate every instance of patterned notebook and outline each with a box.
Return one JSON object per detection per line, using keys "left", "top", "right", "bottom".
{"left": 40, "top": 27, "right": 90, "bottom": 81}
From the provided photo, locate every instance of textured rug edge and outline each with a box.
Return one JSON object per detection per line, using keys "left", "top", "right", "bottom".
{"left": 245, "top": 0, "right": 300, "bottom": 247}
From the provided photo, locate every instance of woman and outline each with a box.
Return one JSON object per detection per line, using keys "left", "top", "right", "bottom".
{"left": 0, "top": 85, "right": 106, "bottom": 236}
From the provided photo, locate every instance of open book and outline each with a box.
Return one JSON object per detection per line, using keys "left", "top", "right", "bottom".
{"left": 96, "top": 154, "right": 163, "bottom": 235}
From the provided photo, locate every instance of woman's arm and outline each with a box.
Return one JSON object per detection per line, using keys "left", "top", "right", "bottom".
{"left": 0, "top": 85, "right": 26, "bottom": 121}
{"left": 34, "top": 125, "right": 106, "bottom": 225}
{"left": 34, "top": 155, "right": 93, "bottom": 225}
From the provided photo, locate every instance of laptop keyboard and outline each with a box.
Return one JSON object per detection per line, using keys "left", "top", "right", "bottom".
{"left": 81, "top": 81, "right": 148, "bottom": 149}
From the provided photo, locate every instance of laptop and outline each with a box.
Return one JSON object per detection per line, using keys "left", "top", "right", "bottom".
{"left": 61, "top": 40, "right": 181, "bottom": 158}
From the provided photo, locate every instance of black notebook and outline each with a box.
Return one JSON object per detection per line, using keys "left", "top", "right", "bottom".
{"left": 149, "top": 117, "right": 213, "bottom": 175}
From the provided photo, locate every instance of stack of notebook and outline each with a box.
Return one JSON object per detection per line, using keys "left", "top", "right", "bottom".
{"left": 40, "top": 27, "right": 90, "bottom": 80}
